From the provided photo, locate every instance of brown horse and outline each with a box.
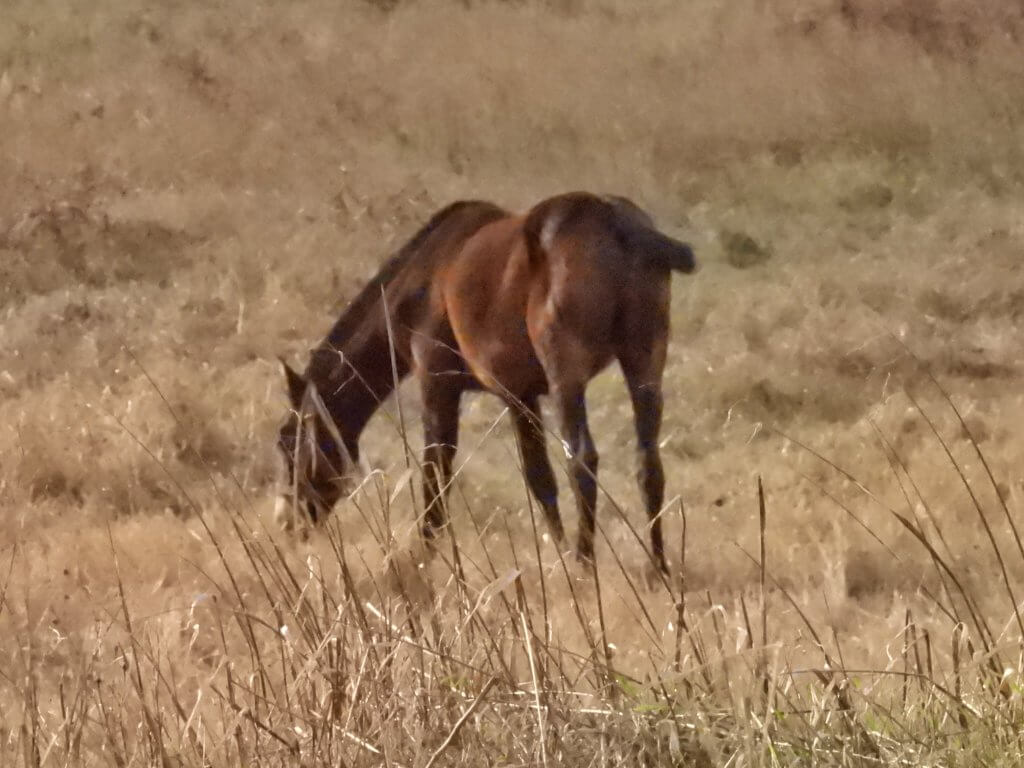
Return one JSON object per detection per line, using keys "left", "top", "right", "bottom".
{"left": 276, "top": 191, "right": 697, "bottom": 573}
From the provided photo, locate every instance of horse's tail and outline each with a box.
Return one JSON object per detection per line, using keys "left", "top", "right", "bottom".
{"left": 625, "top": 223, "right": 697, "bottom": 273}
{"left": 607, "top": 195, "right": 697, "bottom": 274}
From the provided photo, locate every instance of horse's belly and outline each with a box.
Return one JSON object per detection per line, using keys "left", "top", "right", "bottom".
{"left": 445, "top": 283, "right": 546, "bottom": 397}
{"left": 455, "top": 312, "right": 547, "bottom": 397}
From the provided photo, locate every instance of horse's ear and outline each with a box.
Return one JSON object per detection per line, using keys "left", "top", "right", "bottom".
{"left": 279, "top": 357, "right": 306, "bottom": 406}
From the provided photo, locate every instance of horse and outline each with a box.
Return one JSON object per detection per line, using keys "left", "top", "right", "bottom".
{"left": 275, "top": 191, "right": 697, "bottom": 573}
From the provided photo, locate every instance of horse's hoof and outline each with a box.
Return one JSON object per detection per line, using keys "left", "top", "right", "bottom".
{"left": 573, "top": 549, "right": 596, "bottom": 571}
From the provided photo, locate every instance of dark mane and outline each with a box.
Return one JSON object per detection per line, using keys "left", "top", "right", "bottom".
{"left": 304, "top": 200, "right": 494, "bottom": 378}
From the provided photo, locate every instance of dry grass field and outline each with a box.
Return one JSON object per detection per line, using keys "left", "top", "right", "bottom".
{"left": 2, "top": 0, "right": 1024, "bottom": 764}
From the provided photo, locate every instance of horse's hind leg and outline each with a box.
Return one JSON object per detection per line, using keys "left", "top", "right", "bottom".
{"left": 420, "top": 377, "right": 462, "bottom": 543}
{"left": 532, "top": 326, "right": 602, "bottom": 564}
{"left": 511, "top": 396, "right": 566, "bottom": 547}
{"left": 549, "top": 382, "right": 600, "bottom": 565}
{"left": 619, "top": 343, "right": 670, "bottom": 575}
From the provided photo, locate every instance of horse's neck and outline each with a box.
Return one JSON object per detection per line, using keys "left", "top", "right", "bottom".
{"left": 307, "top": 325, "right": 408, "bottom": 446}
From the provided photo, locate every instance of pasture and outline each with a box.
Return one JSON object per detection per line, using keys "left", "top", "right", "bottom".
{"left": 1, "top": 0, "right": 1023, "bottom": 764}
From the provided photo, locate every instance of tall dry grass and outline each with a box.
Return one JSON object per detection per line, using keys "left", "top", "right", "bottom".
{"left": 2, "top": 0, "right": 1024, "bottom": 764}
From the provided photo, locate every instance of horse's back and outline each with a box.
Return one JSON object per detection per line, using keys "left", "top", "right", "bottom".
{"left": 387, "top": 199, "right": 509, "bottom": 338}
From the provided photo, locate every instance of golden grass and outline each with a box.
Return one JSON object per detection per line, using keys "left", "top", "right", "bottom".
{"left": 2, "top": 0, "right": 1024, "bottom": 764}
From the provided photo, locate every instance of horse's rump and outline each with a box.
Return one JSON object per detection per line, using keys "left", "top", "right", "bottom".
{"left": 522, "top": 192, "right": 696, "bottom": 274}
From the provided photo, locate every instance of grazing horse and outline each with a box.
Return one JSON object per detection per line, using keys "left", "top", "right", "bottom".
{"left": 276, "top": 191, "right": 697, "bottom": 573}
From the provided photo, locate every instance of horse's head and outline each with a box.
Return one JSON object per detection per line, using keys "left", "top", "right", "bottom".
{"left": 274, "top": 359, "right": 358, "bottom": 528}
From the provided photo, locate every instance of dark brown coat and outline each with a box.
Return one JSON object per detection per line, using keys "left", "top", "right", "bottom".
{"left": 277, "top": 192, "right": 697, "bottom": 572}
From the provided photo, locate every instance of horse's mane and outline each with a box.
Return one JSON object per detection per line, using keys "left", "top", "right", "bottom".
{"left": 305, "top": 200, "right": 496, "bottom": 380}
